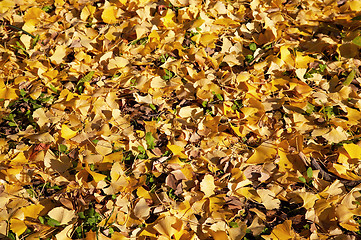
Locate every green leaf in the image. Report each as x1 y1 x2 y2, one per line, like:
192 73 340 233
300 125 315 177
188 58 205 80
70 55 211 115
343 70 356 86
215 94 223 101
229 222 239 228
78 212 85 219
47 217 61 227
305 102 315 115
39 216 45 224
8 122 17 127
31 34 40 48
7 231 15 240
20 89 26 97
78 71 95 85
307 167 313 179
16 41 26 52
138 145 146 153
89 164 95 171
42 5 53 12
245 55 254 63
352 15 361 20
353 36 361 47
150 104 157 111
59 144 68 153
249 42 257 51
48 84 58 93
318 64 326 72
145 132 156 149
299 176 307 183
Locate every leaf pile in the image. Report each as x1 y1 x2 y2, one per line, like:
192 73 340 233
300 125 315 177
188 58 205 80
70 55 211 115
1 0 361 239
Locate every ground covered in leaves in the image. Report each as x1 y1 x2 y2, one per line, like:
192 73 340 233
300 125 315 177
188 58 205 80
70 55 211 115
2 0 361 239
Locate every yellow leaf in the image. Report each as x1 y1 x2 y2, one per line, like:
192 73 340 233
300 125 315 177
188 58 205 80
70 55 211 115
22 204 45 218
154 216 177 237
55 0 65 7
85 166 107 183
200 174 216 198
213 18 239 27
336 205 354 223
199 33 218 48
80 4 96 21
50 45 67 64
263 220 295 240
295 52 315 68
11 152 27 164
0 87 18 100
103 151 123 163
10 219 27 236
111 232 130 239
298 192 319 209
137 186 152 199
0 0 15 14
48 207 76 225
350 0 361 11
340 222 359 232
247 141 277 164
241 107 258 118
236 187 261 202
280 45 294 67
102 6 117 24
346 107 361 125
95 140 113 156
149 30 160 42
61 125 78 140
230 125 245 137
322 126 348 143
343 143 361 159
278 149 293 171
167 144 187 158
162 9 177 28
329 163 361 181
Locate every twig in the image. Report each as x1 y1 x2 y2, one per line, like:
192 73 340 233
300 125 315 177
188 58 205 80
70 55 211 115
5 24 36 39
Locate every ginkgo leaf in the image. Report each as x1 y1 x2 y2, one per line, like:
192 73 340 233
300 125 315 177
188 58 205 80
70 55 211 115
343 143 361 159
48 207 76 225
133 198 150 220
102 6 117 24
0 87 18 100
11 152 27 164
103 151 123 163
10 219 27 236
22 204 45 218
167 144 187 158
264 220 295 240
153 216 177 237
85 166 107 182
95 140 113 155
257 189 280 210
298 192 320 209
61 125 78 140
162 9 177 28
247 141 277 164
50 45 67 64
200 174 216 198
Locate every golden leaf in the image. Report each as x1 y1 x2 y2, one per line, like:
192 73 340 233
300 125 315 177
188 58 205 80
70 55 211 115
102 6 117 24
61 125 78 140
